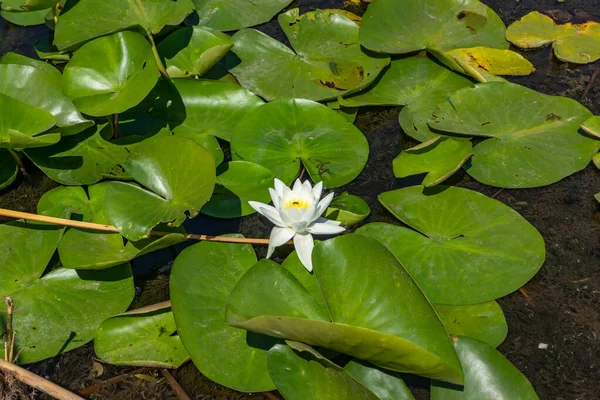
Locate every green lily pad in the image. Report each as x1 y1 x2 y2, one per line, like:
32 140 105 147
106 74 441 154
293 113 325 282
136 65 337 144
230 8 389 101
581 115 600 138
230 98 369 188
431 336 539 399
0 54 92 135
48 184 187 270
339 57 473 142
0 4 49 26
324 192 370 226
393 137 473 187
201 161 275 218
0 213 134 364
360 0 507 54
35 34 71 63
429 82 599 188
0 92 58 149
139 79 264 142
267 343 379 400
95 303 189 368
25 122 132 185
193 0 293 31
0 150 18 190
158 26 233 78
105 135 216 241
20 0 57 11
506 11 600 64
344 360 415 400
63 31 160 117
434 302 508 348
281 251 328 313
170 241 276 392
226 234 464 385
358 185 545 305
54 0 195 49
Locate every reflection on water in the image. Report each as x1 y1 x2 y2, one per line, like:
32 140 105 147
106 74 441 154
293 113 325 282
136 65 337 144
0 17 49 58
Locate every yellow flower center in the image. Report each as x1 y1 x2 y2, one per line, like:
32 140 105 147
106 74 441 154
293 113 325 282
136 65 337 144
284 197 311 210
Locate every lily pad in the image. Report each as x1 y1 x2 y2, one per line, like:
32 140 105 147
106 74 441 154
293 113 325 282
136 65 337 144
170 241 276 392
393 137 473 187
506 11 600 64
0 92 58 149
0 3 49 26
20 0 57 11
360 0 507 54
62 31 160 117
49 184 187 270
139 79 264 142
226 234 464 384
323 192 370 226
158 26 233 78
54 0 195 49
267 343 379 400
201 161 275 218
230 8 390 101
429 82 599 188
431 336 539 399
230 98 369 188
35 34 71 63
0 53 92 135
581 115 600 138
358 185 545 305
95 302 189 368
0 150 18 189
344 360 415 400
105 135 216 240
193 0 293 31
25 122 131 186
434 302 508 348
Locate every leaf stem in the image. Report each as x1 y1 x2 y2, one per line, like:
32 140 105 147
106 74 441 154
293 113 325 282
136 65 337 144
7 149 28 177
146 32 169 80
0 208 275 245
112 113 119 139
161 370 191 400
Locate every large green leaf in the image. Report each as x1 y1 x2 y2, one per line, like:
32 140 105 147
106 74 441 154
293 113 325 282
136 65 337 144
230 9 389 101
47 184 186 270
138 79 264 142
25 122 131 186
429 82 599 188
170 241 276 392
193 0 292 31
339 57 473 142
358 185 545 305
0 149 18 189
157 26 233 78
344 360 415 400
267 343 379 400
105 135 216 240
0 2 49 26
94 303 189 368
201 161 275 218
323 192 370 227
0 92 58 149
0 53 92 135
360 0 507 54
431 336 539 399
393 137 473 187
226 234 464 384
434 302 507 348
63 31 160 117
54 0 195 49
230 98 368 188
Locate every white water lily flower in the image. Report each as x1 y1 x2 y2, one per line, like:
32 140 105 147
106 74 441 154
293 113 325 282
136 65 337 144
249 178 345 272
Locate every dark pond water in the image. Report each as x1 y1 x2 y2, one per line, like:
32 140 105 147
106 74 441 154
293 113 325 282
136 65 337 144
1 0 599 398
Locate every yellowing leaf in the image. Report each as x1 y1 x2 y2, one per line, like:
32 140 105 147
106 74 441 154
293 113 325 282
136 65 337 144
446 47 534 76
507 11 600 64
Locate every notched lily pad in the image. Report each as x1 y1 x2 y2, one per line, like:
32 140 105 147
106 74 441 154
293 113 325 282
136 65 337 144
506 11 600 64
324 192 370 226
193 0 293 31
344 360 415 400
105 135 216 241
0 92 58 149
581 115 600 138
230 8 389 101
393 137 472 187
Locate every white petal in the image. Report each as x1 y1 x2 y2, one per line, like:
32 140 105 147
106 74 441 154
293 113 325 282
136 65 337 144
267 227 295 258
312 181 323 201
292 179 303 193
316 217 342 226
248 202 285 227
278 202 294 226
302 180 312 191
307 222 346 235
316 192 335 217
269 188 280 209
302 199 319 225
294 233 314 272
274 178 287 197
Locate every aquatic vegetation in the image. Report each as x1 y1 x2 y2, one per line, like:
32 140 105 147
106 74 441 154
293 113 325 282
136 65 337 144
1 0 599 398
